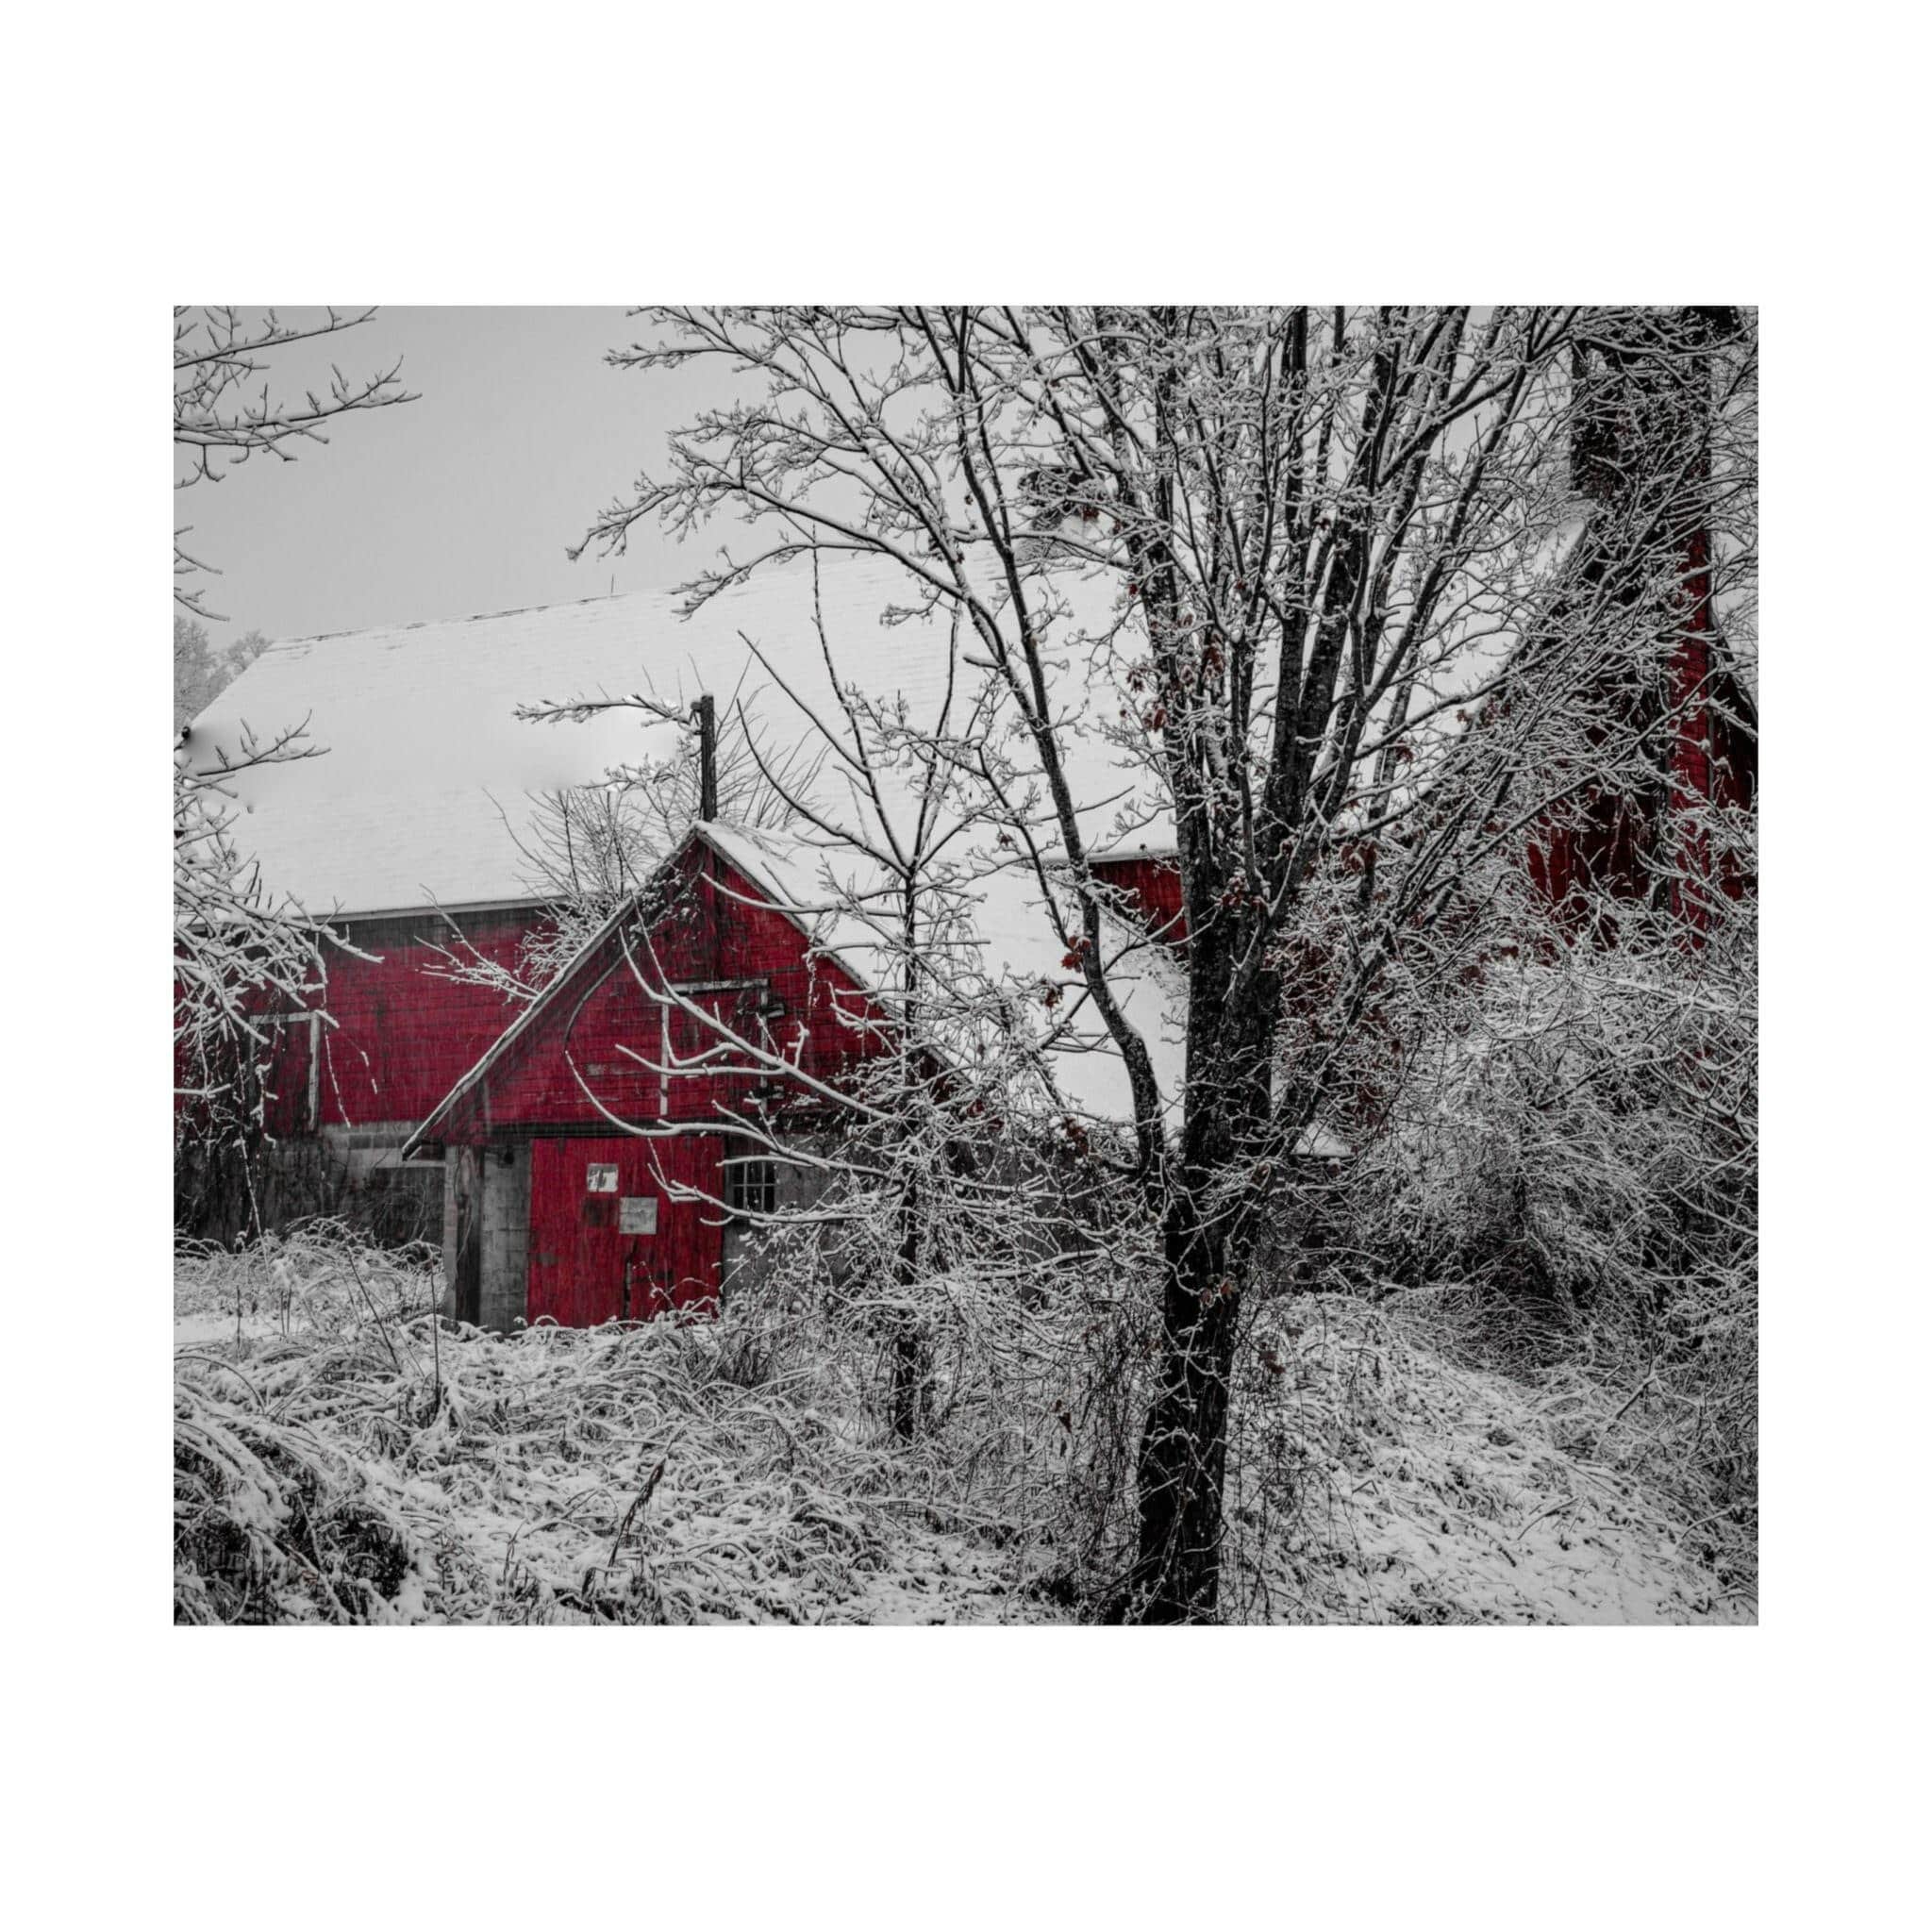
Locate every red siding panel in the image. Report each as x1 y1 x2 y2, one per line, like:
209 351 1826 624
427 841 897 1329
438 842 889 1146
527 1134 723 1324
1092 856 1187 945
312 910 539 1128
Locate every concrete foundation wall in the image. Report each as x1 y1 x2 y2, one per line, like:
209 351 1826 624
439 1142 530 1332
480 1141 531 1332
207 1128 441 1249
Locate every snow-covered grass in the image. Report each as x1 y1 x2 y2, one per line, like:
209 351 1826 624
1320 927 1760 1610
1223 1291 1755 1624
174 1227 1058 1624
175 1228 1750 1625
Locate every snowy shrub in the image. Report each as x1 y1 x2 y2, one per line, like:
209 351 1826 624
1219 1292 1752 1624
691 1200 1163 1607
175 1223 1747 1624
1325 886 1757 1591
175 1228 1087 1624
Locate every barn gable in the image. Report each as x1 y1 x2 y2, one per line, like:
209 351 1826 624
399 826 884 1329
184 553 1164 1234
395 809 1203 1329
406 826 886 1159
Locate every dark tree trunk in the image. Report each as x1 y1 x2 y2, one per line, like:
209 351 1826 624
1117 1224 1243 1622
1114 929 1278 1624
175 1042 270 1244
890 1324 926 1442
889 1171 927 1442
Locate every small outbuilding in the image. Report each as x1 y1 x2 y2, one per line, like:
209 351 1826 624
401 817 1188 1330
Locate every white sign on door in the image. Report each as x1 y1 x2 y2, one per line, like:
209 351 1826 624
619 1196 658 1235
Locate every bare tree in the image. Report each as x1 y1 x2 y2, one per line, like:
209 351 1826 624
571 305 1754 1619
175 615 272 735
174 306 415 621
515 560 1141 1472
174 721 342 1232
174 307 414 1234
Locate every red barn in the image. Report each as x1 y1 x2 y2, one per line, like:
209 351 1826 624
391 812 1198 1329
185 391 1752 1322
398 824 894 1327
1529 306 1757 926
184 557 1184 1307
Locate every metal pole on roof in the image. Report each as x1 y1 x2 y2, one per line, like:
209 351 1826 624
695 693 718 822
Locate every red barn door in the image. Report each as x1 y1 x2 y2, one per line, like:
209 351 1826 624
527 1135 723 1326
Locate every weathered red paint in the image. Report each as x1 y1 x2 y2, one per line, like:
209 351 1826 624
1092 855 1188 946
1522 618 1756 931
527 1134 724 1323
437 842 886 1141
419 836 888 1325
1528 310 1756 933
261 908 539 1140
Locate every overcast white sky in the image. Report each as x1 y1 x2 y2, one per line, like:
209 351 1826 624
175 307 725 646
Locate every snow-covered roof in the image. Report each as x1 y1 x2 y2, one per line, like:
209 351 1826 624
195 552 1351 1145
402 818 1189 1150
692 823 1335 1148
185 553 1163 919
700 821 1190 1127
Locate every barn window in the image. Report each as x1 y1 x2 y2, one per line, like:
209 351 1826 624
725 1158 777 1217
586 1163 618 1193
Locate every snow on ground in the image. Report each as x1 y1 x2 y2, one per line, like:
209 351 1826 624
175 1241 1747 1625
1224 1294 1753 1624
174 1241 1060 1626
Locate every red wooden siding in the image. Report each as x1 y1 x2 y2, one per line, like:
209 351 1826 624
527 1135 723 1324
260 909 541 1139
420 839 891 1329
436 841 888 1143
1530 312 1755 929
1092 855 1187 946
1524 634 1757 927
256 1011 318 1141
